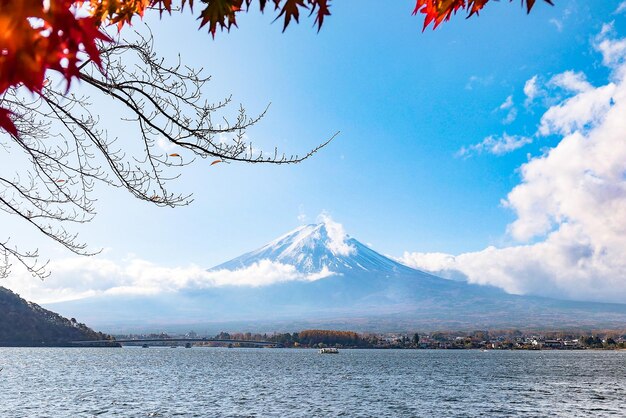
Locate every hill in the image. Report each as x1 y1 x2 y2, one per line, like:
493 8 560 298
0 287 112 346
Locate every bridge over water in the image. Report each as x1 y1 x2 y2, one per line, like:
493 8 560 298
73 338 278 347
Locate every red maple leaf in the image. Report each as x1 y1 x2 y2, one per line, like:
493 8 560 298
414 0 553 30
0 0 110 135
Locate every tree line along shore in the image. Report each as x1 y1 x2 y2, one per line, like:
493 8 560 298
114 329 626 350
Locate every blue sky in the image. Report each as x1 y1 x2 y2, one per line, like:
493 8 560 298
5 0 626 304
91 0 618 261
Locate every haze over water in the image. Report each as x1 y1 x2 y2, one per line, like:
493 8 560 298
1 348 624 417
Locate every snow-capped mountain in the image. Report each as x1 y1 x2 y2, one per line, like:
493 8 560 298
212 222 413 276
47 221 626 332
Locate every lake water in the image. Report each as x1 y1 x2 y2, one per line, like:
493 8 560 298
0 348 624 417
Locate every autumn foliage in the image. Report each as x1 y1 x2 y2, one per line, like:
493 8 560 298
298 329 362 346
414 0 553 29
0 0 554 136
0 1 109 135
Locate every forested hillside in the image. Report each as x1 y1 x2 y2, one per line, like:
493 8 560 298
0 287 112 346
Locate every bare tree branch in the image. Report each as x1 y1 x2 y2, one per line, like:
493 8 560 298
0 30 336 279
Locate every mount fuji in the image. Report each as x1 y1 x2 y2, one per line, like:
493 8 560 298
47 221 626 332
212 223 412 275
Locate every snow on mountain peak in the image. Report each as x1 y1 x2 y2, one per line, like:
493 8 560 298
317 214 356 257
211 217 415 277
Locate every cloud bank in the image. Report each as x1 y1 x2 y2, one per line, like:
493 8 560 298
1 257 335 304
3 213 351 304
401 24 626 303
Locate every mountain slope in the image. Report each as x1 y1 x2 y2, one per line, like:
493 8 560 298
213 223 414 275
0 287 111 346
46 222 626 332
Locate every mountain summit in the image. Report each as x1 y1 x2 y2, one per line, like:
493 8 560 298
212 222 413 276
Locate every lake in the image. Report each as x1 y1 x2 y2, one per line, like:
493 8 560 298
1 348 624 417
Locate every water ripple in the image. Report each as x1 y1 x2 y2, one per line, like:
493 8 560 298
0 348 624 417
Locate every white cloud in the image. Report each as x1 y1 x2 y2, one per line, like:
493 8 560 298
538 82 615 136
396 252 467 281
156 137 176 153
2 257 336 304
503 108 518 124
524 75 543 106
549 18 563 32
498 95 518 124
616 1 626 15
297 204 308 223
499 95 514 110
457 133 532 157
465 75 494 90
596 23 626 68
549 70 593 93
317 212 356 256
403 26 626 303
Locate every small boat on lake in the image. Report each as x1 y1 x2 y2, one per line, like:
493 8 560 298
319 347 339 354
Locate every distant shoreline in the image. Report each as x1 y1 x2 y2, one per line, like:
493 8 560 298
1 345 625 351
0 342 121 348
